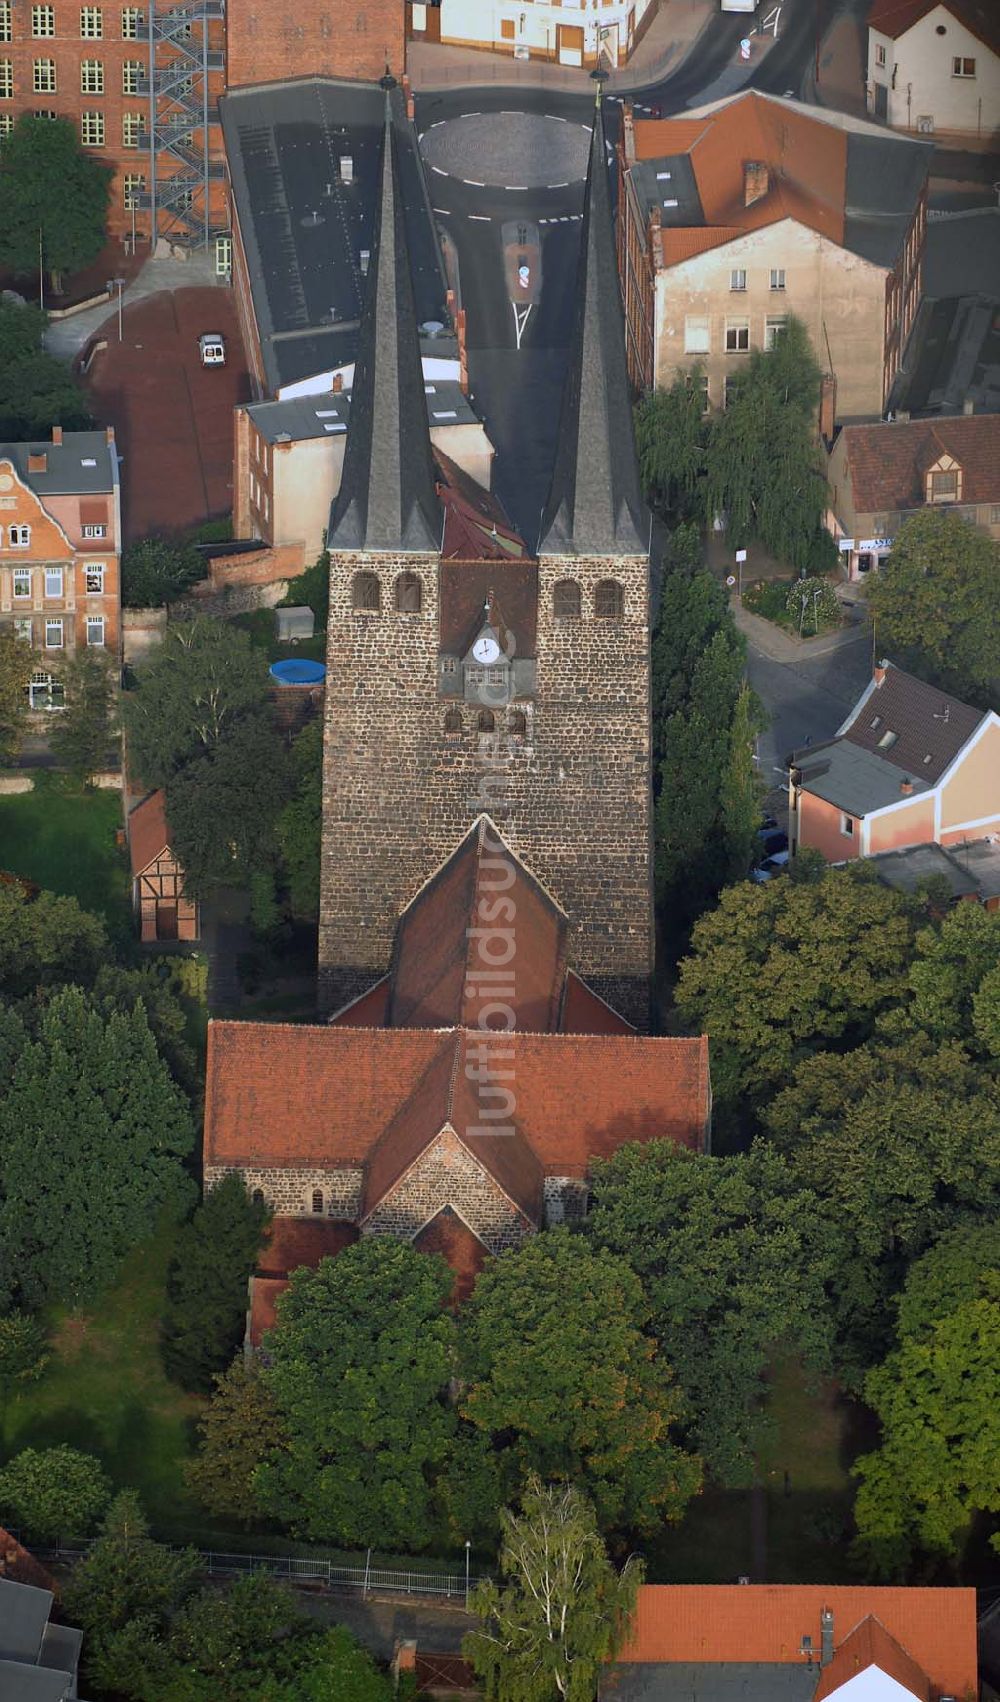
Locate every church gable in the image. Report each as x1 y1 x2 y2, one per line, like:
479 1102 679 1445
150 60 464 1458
361 1124 536 1254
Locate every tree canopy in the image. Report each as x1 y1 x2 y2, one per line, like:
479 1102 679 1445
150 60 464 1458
634 375 706 523
0 114 111 285
675 867 918 1106
459 1229 701 1535
867 510 1000 709
0 628 33 765
0 1445 109 1542
121 536 207 609
0 882 107 998
0 988 194 1308
48 649 117 780
464 1476 642 1702
256 1239 458 1550
162 1174 270 1392
122 619 272 789
277 717 324 919
585 1141 836 1484
165 710 292 896
185 1357 287 1527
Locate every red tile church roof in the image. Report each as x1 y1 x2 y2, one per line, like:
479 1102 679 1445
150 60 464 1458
814 1615 930 1701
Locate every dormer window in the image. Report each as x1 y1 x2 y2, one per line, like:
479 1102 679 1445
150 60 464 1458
878 729 898 750
926 457 962 504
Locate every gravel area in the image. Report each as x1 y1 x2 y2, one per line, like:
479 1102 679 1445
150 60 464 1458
420 110 591 187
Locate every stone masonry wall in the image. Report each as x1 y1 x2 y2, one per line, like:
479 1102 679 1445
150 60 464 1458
318 551 653 1028
543 1176 589 1225
205 1165 364 1218
360 1128 533 1254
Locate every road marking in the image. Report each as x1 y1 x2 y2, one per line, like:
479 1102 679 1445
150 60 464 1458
428 119 445 128
433 207 452 215
468 213 491 221
552 115 569 122
463 178 486 187
547 181 569 189
431 165 448 175
512 301 532 350
506 184 529 191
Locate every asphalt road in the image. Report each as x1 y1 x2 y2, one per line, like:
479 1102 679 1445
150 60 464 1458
298 1590 475 1658
748 629 873 797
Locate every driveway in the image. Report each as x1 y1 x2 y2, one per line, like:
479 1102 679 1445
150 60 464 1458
742 618 874 795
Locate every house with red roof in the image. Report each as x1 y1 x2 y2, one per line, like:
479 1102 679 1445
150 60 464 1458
825 413 1000 581
866 0 999 143
127 790 199 944
203 817 710 1326
601 1584 978 1701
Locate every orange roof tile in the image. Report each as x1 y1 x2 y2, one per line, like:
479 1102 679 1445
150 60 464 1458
618 1586 977 1699
562 971 634 1036
127 789 171 877
814 1615 929 1701
633 117 710 160
330 976 390 1027
867 0 1000 49
659 226 743 265
256 1215 358 1277
839 415 1000 514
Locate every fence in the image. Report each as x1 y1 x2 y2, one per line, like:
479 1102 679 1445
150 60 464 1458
32 1540 489 1602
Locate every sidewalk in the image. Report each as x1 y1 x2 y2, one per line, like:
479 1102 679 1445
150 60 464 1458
733 596 870 664
407 0 715 93
806 0 869 117
44 248 224 361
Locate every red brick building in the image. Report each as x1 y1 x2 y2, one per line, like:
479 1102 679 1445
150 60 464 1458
0 426 121 706
224 0 404 90
203 817 710 1330
0 0 226 248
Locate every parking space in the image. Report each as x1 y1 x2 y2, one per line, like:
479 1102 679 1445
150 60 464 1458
85 286 251 544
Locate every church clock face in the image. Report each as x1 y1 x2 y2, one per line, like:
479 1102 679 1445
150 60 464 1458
472 635 501 665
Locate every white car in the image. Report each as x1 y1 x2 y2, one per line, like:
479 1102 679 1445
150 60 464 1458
199 332 226 367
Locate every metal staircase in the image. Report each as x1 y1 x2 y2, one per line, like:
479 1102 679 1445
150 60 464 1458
136 0 227 249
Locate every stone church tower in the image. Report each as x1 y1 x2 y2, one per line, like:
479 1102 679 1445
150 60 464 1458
319 85 655 1028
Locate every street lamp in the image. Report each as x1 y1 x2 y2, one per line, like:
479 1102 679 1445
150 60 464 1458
465 1539 472 1609
106 277 126 342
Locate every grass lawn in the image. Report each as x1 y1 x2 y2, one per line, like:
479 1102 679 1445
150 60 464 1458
232 607 327 666
1 1214 204 1537
648 1359 860 1584
0 774 132 948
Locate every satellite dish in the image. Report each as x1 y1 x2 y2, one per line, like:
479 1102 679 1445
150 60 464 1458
420 320 445 338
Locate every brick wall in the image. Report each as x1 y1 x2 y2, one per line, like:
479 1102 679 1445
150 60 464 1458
318 551 654 1029
224 0 405 89
360 1129 533 1253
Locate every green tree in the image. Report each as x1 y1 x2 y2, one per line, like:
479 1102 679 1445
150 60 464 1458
0 1312 48 1425
0 628 33 763
250 1625 395 1702
93 961 199 1097
162 1175 270 1392
853 1294 1000 1573
894 1221 1000 1343
65 1489 199 1636
0 883 106 998
460 1229 701 1535
0 1445 109 1542
720 680 764 883
785 575 840 637
256 1239 458 1550
0 114 111 287
122 619 271 789
902 902 1000 1048
0 988 194 1307
122 536 207 609
277 717 323 919
185 1357 287 1526
279 550 330 629
765 1035 1000 1364
166 1572 301 1697
464 1476 642 1702
48 648 117 781
634 374 707 521
0 297 47 364
585 1142 836 1484
974 964 1000 1060
867 510 1000 708
704 318 831 572
165 712 292 895
0 350 92 439
675 866 918 1106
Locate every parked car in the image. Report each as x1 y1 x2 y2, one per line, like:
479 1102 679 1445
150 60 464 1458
762 830 788 857
198 332 226 367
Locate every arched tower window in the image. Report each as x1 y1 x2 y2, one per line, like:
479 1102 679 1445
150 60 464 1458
351 571 380 612
553 579 581 619
594 579 624 619
477 709 495 734
311 1187 324 1214
395 572 422 613
508 709 527 738
252 1188 265 1205
443 707 462 738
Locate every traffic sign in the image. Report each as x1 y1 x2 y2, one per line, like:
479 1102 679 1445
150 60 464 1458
735 549 748 562
726 575 737 586
740 37 751 58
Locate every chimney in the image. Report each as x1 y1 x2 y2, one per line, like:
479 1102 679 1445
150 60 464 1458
820 1608 834 1667
819 373 837 444
962 396 975 416
900 777 913 794
106 424 115 444
27 451 47 473
744 160 769 206
874 657 890 686
51 424 63 446
332 372 343 393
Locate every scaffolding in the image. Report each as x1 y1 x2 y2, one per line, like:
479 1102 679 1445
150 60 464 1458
139 0 226 249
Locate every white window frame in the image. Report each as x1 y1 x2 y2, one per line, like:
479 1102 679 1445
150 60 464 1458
44 566 64 597
12 568 31 598
80 5 103 37
85 614 105 647
13 617 33 643
0 4 10 42
121 5 141 36
80 58 104 93
769 267 786 290
684 314 710 355
44 618 64 649
9 524 29 548
764 315 788 350
84 563 105 594
840 813 854 837
729 268 747 292
874 42 886 66
31 3 55 35
82 522 106 538
0 111 12 133
81 109 105 146
215 234 232 276
951 55 975 76
123 171 145 208
725 319 750 353
0 59 14 98
121 110 143 147
122 58 142 93
33 56 56 91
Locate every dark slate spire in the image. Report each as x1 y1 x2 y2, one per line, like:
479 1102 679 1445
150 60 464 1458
537 85 648 558
329 85 441 554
